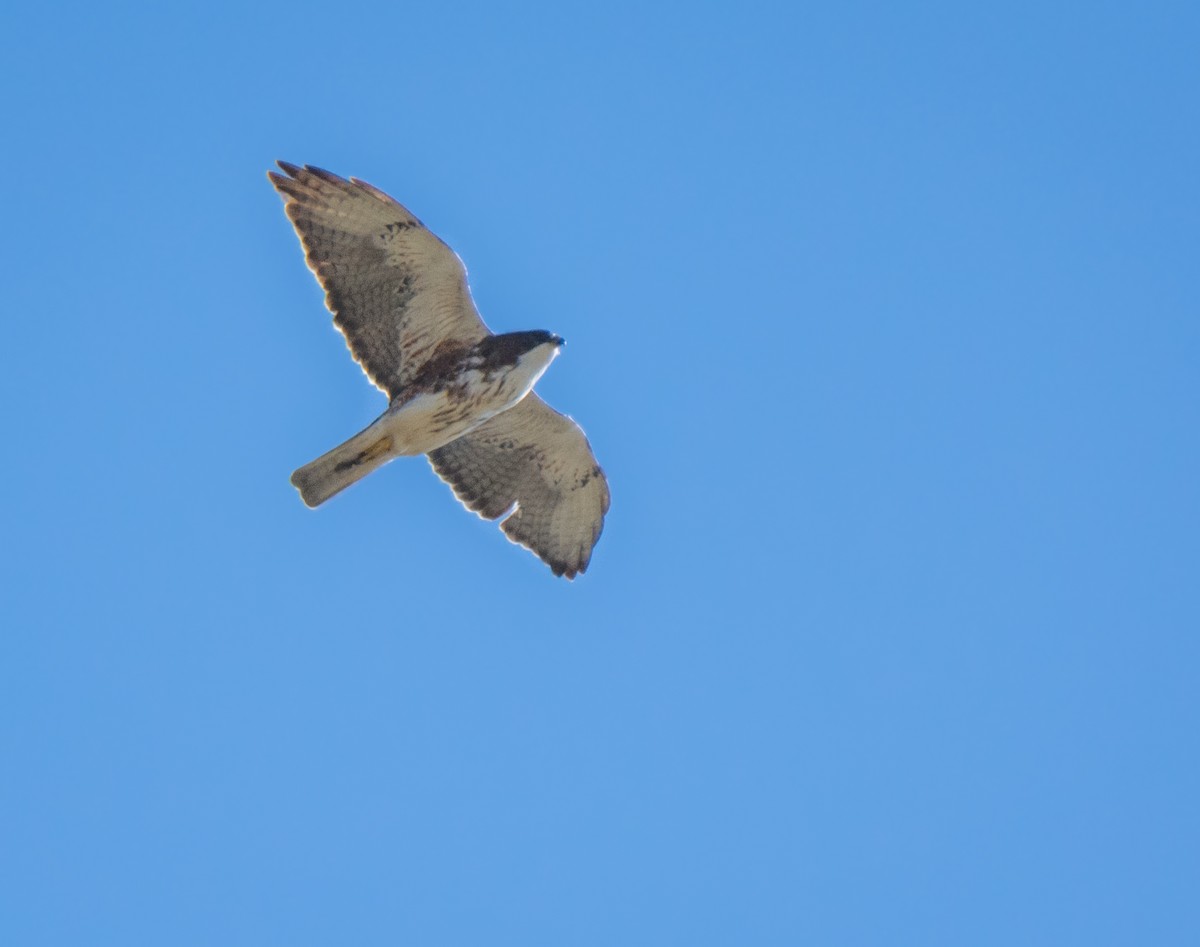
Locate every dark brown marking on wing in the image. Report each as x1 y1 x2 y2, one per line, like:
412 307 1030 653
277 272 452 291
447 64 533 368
400 338 473 398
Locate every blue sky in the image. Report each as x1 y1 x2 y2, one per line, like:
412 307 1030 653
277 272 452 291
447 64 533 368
2 1 1197 943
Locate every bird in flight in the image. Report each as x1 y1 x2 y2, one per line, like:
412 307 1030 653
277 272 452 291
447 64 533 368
268 162 609 578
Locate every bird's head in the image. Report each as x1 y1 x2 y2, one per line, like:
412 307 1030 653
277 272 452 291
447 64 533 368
475 330 564 370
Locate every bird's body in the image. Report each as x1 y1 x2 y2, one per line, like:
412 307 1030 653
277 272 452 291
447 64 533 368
290 332 562 506
268 162 608 578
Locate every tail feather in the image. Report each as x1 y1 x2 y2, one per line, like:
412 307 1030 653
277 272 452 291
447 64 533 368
291 423 397 508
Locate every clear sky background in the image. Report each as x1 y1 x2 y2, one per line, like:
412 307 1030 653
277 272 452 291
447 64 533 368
2 1 1197 944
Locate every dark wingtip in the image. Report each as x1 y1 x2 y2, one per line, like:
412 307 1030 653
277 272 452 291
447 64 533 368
275 159 302 176
549 558 583 580
304 165 346 185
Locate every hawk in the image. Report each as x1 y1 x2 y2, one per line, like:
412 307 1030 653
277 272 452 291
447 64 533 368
269 162 609 578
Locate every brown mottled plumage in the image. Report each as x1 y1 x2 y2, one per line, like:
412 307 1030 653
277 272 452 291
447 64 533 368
269 162 608 578
429 394 610 580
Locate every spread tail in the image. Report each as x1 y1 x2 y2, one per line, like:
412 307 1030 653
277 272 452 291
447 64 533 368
291 421 397 508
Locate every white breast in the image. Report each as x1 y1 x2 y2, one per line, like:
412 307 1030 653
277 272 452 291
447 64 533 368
381 342 560 455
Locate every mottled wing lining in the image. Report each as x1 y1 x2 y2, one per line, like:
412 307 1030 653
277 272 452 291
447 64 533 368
268 162 490 397
428 394 610 578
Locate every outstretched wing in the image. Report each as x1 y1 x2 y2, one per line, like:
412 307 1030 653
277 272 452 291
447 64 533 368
428 394 610 578
268 162 490 397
